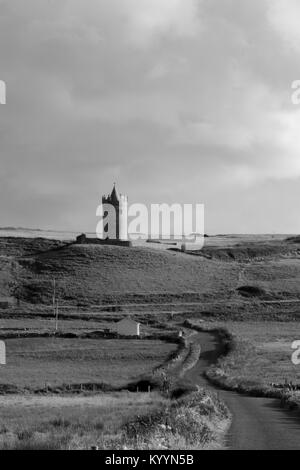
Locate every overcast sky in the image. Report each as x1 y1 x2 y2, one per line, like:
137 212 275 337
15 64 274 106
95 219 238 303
0 0 300 233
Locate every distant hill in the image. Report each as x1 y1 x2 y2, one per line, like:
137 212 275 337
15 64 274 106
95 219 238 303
0 226 42 231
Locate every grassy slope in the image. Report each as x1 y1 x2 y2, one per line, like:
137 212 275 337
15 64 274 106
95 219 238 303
241 258 300 297
13 243 240 305
0 235 299 333
0 236 299 313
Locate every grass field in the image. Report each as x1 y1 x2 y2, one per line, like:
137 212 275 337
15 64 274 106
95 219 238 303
0 337 177 389
193 320 300 397
0 317 106 331
0 316 176 339
0 391 167 449
0 389 230 450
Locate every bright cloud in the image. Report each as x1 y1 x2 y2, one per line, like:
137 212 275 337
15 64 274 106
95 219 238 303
124 0 201 45
267 0 300 51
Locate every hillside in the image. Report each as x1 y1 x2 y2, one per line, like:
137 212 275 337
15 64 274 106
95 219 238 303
0 236 299 315
13 244 239 305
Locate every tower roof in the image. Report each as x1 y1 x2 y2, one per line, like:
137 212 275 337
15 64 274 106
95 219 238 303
110 183 120 202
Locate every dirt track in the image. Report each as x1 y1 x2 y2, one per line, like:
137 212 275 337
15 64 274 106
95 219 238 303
184 331 300 450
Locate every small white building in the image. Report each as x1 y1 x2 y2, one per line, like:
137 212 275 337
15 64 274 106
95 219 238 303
116 318 140 337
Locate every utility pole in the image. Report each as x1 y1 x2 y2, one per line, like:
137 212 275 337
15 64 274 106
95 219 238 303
55 299 59 332
53 279 56 314
53 279 58 332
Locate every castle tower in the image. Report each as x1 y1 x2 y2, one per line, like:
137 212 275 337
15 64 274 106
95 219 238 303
102 184 128 241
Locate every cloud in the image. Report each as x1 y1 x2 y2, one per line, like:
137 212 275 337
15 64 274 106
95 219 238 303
267 0 300 52
124 0 201 46
0 0 300 232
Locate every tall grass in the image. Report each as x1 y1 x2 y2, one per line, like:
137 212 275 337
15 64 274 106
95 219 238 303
0 389 230 450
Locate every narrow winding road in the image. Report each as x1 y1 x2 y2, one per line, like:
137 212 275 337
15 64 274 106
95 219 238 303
183 331 300 450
